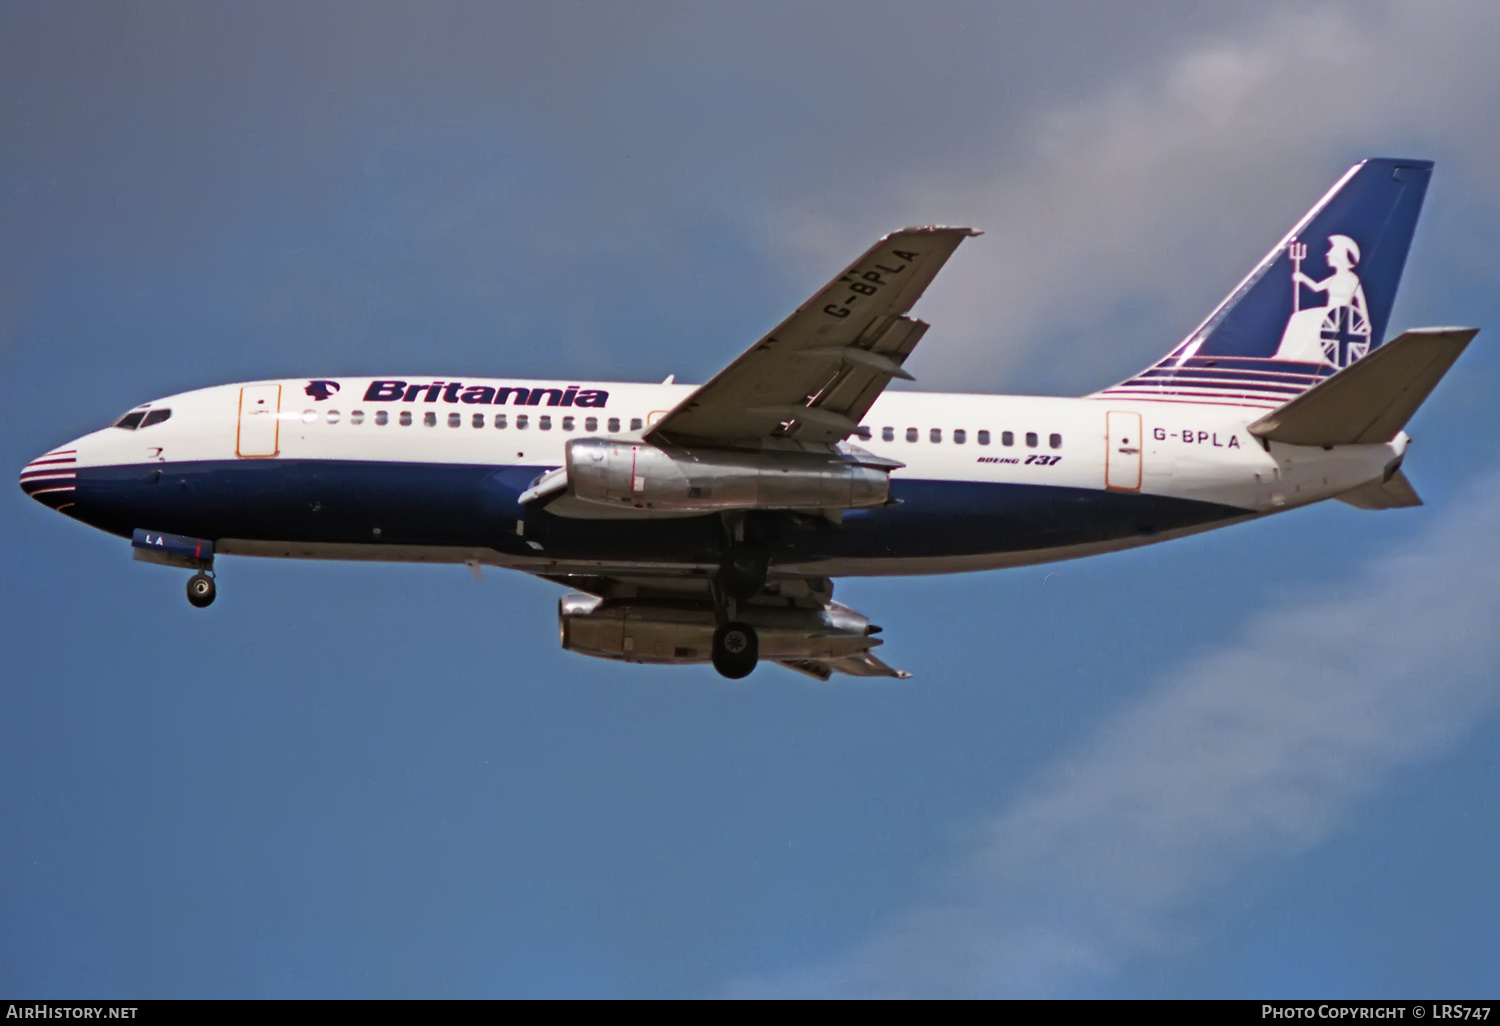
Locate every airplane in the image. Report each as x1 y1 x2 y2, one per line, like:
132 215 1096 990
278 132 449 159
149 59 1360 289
19 157 1476 680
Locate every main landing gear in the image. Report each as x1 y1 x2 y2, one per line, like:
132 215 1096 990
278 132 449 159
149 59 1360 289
186 572 216 608
710 522 768 679
712 621 758 679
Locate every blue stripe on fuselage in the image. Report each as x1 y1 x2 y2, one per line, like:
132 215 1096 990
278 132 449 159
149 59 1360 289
63 460 1249 565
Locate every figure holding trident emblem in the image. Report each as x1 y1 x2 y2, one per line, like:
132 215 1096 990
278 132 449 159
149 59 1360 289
1289 240 1308 312
1272 233 1372 367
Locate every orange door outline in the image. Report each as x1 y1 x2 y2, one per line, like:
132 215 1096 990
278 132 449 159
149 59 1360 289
236 384 282 458
1105 410 1142 492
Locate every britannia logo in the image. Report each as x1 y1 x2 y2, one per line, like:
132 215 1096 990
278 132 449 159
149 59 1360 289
1272 234 1371 368
305 380 341 401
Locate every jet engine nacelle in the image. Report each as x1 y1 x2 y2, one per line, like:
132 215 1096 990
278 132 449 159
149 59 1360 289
558 593 881 665
557 437 892 515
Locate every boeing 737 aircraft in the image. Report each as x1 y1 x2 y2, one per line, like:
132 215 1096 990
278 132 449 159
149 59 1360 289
20 158 1475 679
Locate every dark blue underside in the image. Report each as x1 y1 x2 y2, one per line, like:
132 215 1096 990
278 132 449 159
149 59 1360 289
59 460 1249 567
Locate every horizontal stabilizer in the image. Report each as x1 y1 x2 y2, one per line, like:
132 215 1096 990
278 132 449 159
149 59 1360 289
1338 468 1423 510
1249 327 1477 446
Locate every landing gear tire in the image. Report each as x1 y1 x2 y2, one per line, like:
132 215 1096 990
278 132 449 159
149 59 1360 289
712 621 758 679
186 573 216 609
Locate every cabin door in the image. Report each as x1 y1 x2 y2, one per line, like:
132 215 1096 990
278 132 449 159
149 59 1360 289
1105 410 1142 492
237 384 282 458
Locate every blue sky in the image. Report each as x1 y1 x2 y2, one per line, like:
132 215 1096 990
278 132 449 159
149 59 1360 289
4 1 1500 997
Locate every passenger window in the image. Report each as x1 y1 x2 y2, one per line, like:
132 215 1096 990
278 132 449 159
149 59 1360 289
608 417 621 433
540 416 552 430
444 412 458 427
375 410 388 426
113 410 146 430
1050 433 1062 449
1002 430 1014 446
142 408 172 428
399 411 413 426
953 428 966 444
516 414 529 430
905 427 918 442
351 410 365 425
424 411 437 427
630 417 643 431
562 416 575 431
585 416 598 432
494 414 507 429
302 409 317 424
856 426 871 440
1026 431 1038 447
472 413 485 428
882 427 895 442
326 410 340 425
930 428 942 443
978 430 990 446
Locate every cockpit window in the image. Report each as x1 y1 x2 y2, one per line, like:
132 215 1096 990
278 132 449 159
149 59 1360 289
141 409 172 428
113 410 147 430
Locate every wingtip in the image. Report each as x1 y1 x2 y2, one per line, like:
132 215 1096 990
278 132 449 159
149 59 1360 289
1405 325 1480 338
893 225 983 238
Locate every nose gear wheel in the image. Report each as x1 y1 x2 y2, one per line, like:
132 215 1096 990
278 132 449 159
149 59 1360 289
186 572 216 608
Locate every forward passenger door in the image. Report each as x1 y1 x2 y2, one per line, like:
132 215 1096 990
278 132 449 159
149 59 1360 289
237 384 282 458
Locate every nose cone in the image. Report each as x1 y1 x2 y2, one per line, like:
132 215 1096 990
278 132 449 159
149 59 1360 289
20 447 79 511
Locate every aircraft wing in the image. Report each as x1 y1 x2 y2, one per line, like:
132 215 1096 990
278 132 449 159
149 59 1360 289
646 226 977 449
777 653 911 681
537 570 911 680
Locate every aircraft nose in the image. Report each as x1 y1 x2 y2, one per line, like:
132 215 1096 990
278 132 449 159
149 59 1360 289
19 447 80 511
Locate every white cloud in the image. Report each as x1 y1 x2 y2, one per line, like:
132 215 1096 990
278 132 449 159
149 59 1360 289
770 0 1500 394
733 461 1500 997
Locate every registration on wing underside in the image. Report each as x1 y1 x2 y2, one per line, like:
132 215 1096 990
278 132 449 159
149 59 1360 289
647 226 978 448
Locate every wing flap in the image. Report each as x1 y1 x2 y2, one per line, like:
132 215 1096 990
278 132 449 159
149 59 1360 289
648 227 975 448
792 317 930 444
1249 327 1477 446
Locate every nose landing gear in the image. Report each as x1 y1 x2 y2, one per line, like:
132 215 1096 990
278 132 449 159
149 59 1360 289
131 530 219 609
186 572 217 608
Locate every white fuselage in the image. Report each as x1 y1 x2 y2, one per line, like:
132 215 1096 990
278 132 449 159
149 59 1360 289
37 376 1405 579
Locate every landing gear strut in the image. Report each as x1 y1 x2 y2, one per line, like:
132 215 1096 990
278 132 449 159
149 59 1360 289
186 572 216 608
712 621 758 679
710 516 765 678
714 544 768 602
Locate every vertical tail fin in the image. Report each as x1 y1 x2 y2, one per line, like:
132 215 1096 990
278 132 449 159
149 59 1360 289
1095 158 1432 407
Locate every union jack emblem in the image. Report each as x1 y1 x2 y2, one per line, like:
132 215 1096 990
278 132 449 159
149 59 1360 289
1319 303 1371 369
